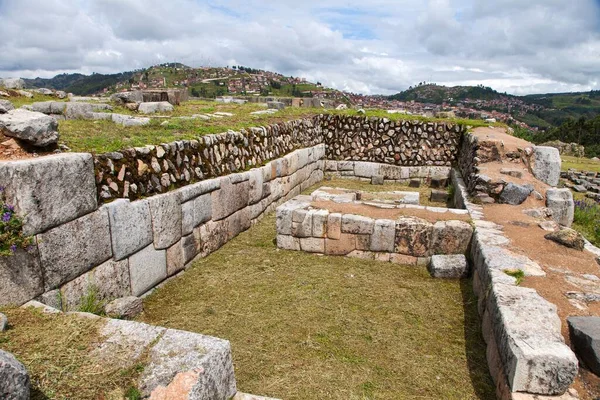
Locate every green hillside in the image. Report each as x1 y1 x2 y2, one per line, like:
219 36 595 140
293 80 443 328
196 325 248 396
388 84 505 104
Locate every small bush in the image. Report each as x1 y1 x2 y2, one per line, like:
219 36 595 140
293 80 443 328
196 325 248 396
77 286 105 315
0 187 34 256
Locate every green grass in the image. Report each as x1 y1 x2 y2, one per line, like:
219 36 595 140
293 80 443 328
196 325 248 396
572 198 600 246
138 211 494 399
561 155 600 173
7 93 67 108
504 269 525 285
0 308 144 399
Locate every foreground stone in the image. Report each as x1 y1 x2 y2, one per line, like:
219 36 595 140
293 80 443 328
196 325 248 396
0 99 14 113
546 188 574 227
138 102 174 114
567 316 600 375
499 182 532 205
104 296 143 319
529 146 561 187
0 108 59 147
428 254 469 278
0 247 44 306
544 228 584 251
0 349 30 400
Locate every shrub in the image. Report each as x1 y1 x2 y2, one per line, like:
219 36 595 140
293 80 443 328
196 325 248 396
573 199 600 244
0 187 34 256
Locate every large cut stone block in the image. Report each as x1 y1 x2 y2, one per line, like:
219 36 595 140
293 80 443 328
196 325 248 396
0 247 44 306
530 146 561 187
248 168 264 205
38 208 112 290
211 177 249 221
0 349 30 400
277 235 300 251
489 283 577 395
395 217 433 257
0 153 97 235
325 233 356 255
353 162 379 178
60 259 130 310
148 191 182 249
546 188 574 227
106 199 153 260
428 254 469 278
181 194 212 235
567 316 600 375
341 214 374 234
312 209 329 237
369 219 395 252
431 220 473 255
128 245 167 296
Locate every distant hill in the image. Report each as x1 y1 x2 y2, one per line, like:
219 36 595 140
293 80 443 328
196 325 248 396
24 71 135 95
388 84 506 104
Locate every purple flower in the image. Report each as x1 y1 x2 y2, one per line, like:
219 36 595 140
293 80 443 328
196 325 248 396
9 244 17 253
5 205 14 212
0 186 4 192
1 212 10 223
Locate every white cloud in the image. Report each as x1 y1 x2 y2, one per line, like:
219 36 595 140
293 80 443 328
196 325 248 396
0 0 599 95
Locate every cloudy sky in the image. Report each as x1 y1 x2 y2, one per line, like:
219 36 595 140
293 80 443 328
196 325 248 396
1 0 599 95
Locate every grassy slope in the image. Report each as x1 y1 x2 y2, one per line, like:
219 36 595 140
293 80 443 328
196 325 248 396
561 155 600 173
139 182 494 400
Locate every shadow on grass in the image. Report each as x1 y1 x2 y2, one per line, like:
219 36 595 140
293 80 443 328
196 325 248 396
460 278 496 400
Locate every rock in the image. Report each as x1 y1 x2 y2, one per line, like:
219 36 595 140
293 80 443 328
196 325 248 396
371 175 384 185
369 219 396 252
430 189 449 203
0 349 30 400
267 101 285 110
148 192 183 250
16 90 33 98
499 182 533 205
573 184 587 193
546 188 574 227
0 153 97 235
149 369 202 400
0 313 7 331
104 296 143 319
111 90 143 104
428 254 469 278
211 177 249 221
341 214 374 234
138 102 174 114
128 245 167 296
0 78 25 89
37 208 113 290
544 228 584 250
26 101 66 114
431 220 473 254
124 102 139 111
0 109 59 147
500 168 524 178
395 217 433 257
0 99 14 113
529 146 561 187
36 88 53 95
523 207 553 219
106 199 153 260
567 316 600 375
55 90 67 99
408 178 420 188
111 113 150 127
0 246 44 306
539 221 560 232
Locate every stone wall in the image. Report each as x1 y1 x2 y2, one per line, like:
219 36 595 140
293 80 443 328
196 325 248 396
324 160 451 184
0 145 325 308
321 114 465 166
94 118 323 202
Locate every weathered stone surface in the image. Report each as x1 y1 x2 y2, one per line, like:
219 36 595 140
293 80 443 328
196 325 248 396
38 208 112 290
107 199 153 260
60 259 130 310
0 77 25 89
431 220 473 255
428 254 469 278
0 247 44 306
181 194 212 235
0 99 14 113
371 175 384 185
567 316 600 375
489 284 578 394
539 220 560 232
325 233 356 255
111 113 151 126
341 214 374 234
148 192 183 249
530 146 561 187
544 228 585 250
139 328 236 399
211 177 249 221
0 313 7 332
105 296 143 319
0 349 30 400
128 245 167 296
327 213 342 239
0 108 59 146
546 188 574 227
499 168 524 179
248 168 264 204
276 235 300 251
291 209 312 237
499 183 532 205
0 153 97 235
430 189 449 203
138 101 174 114
311 209 328 237
369 219 395 252
395 217 433 257
300 237 325 253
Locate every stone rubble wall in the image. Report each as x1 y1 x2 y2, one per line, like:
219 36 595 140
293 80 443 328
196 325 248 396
450 168 578 399
321 114 465 166
276 195 473 263
0 144 325 308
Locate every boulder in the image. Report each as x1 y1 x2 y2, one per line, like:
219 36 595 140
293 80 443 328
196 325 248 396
431 220 473 254
0 78 24 89
36 88 53 95
529 146 561 187
111 90 143 104
0 350 29 400
395 217 433 257
0 99 14 113
26 101 67 114
104 296 143 319
55 90 67 99
111 113 150 127
0 108 59 147
428 254 469 278
546 188 574 227
544 228 585 251
499 182 532 205
138 102 174 114
568 316 600 375
499 168 524 179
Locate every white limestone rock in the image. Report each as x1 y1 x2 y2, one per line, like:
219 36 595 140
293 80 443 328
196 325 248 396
0 108 59 147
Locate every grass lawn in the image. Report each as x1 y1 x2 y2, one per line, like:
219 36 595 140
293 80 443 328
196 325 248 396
139 186 494 399
561 155 600 173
